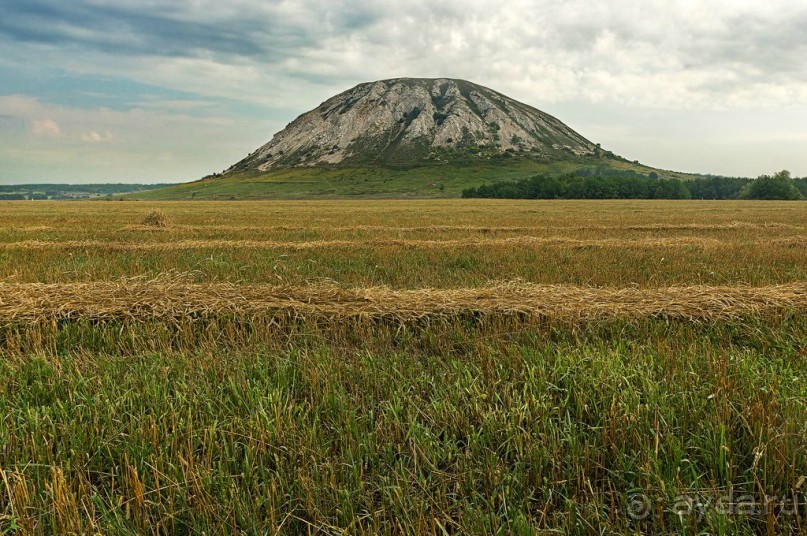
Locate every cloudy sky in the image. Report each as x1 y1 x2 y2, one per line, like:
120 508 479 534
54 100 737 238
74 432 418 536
1 0 806 183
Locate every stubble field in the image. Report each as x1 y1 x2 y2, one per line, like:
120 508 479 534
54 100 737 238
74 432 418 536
0 200 805 534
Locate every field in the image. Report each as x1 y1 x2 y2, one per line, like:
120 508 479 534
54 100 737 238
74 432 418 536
0 199 805 534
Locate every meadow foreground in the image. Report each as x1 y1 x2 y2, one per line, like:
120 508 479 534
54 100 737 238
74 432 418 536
0 200 805 534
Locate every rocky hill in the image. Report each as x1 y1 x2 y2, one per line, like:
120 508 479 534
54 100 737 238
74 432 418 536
136 78 691 199
225 78 597 173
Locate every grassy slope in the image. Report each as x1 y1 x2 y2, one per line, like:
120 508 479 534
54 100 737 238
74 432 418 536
129 157 699 200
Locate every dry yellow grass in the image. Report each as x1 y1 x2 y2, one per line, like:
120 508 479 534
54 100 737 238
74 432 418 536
2 279 805 323
140 209 169 227
0 200 805 535
11 222 807 238
1 199 805 287
113 221 804 233
0 235 790 250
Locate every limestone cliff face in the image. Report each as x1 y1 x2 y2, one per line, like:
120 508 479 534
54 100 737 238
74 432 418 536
227 78 597 173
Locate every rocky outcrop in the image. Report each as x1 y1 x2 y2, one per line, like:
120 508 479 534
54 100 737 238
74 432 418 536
226 78 597 173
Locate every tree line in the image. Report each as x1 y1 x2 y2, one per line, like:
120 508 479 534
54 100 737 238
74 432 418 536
462 169 806 200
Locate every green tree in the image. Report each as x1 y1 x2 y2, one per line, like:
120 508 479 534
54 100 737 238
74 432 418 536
738 170 804 200
795 177 807 197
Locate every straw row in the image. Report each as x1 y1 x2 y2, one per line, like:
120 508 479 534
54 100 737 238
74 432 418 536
138 221 804 232
0 235 788 251
2 280 805 323
13 221 802 234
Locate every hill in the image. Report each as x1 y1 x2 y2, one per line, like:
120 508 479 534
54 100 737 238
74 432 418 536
134 78 696 199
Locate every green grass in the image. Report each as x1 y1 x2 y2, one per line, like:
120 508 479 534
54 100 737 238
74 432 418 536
130 157 697 200
1 317 805 534
1 200 805 534
3 242 805 288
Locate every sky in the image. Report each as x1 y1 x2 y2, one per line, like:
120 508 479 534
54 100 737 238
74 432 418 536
1 0 806 184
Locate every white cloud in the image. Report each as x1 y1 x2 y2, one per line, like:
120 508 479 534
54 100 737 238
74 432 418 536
2 0 807 179
0 94 272 182
7 0 807 110
82 130 113 142
30 118 61 137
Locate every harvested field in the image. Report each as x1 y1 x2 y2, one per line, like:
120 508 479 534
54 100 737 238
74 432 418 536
2 280 806 323
0 235 748 250
106 221 805 234
0 199 805 535
1 200 805 288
